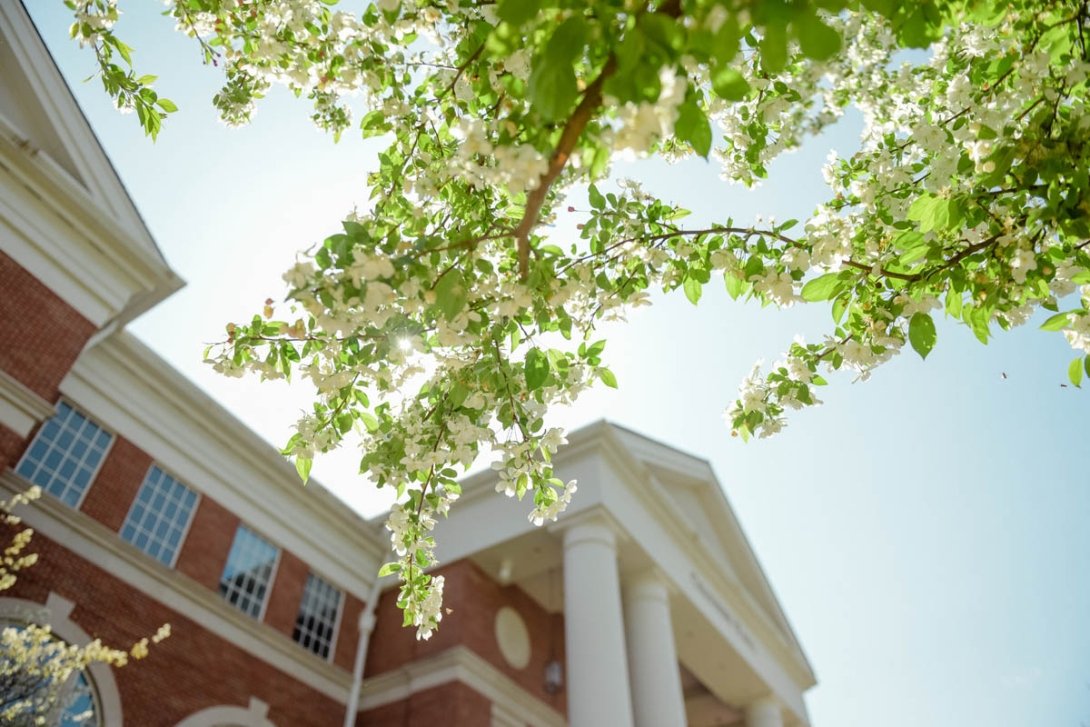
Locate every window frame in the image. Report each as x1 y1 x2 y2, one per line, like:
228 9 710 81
118 463 201 569
218 525 281 622
14 398 115 510
292 570 345 662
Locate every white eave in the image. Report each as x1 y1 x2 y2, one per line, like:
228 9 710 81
0 2 184 328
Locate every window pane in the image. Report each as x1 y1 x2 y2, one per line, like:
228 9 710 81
292 573 342 659
118 465 199 567
219 526 279 619
15 402 112 507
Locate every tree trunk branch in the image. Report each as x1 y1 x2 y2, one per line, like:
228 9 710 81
513 0 683 279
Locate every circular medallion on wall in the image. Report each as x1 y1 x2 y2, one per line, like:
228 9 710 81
494 606 531 669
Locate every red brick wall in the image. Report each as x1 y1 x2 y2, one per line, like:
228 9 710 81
0 251 97 401
0 423 26 470
3 531 347 726
334 593 365 672
78 437 151 532
366 560 567 716
357 681 491 726
265 549 308 636
175 495 239 592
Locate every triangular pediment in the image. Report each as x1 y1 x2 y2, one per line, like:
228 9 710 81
0 1 166 264
606 423 815 678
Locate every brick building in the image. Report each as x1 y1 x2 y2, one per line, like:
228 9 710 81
0 3 816 725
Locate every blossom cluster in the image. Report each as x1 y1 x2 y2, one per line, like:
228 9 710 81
1 488 171 722
91 0 1090 634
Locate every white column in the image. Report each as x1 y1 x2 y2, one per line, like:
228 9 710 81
623 570 687 727
562 515 634 727
747 696 784 727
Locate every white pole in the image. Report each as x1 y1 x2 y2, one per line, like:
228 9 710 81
342 575 384 727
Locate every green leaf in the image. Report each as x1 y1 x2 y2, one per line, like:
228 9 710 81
597 368 618 388
546 16 587 63
1069 357 1084 388
360 109 390 138
497 0 540 27
906 194 963 234
588 184 606 210
1085 355 1090 380
434 269 468 320
711 67 750 101
796 17 842 60
967 306 991 344
759 24 788 73
1040 310 1076 331
155 97 177 113
683 276 702 305
640 14 683 56
725 272 746 300
944 291 963 319
675 100 712 157
295 456 313 484
801 272 841 302
524 347 550 391
529 61 578 122
377 562 401 577
908 312 937 359
832 294 848 323
113 37 133 66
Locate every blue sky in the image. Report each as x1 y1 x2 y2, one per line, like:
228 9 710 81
27 4 1090 725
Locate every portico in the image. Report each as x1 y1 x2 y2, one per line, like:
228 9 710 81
414 420 816 726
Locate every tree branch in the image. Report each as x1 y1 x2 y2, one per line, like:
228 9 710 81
512 0 683 279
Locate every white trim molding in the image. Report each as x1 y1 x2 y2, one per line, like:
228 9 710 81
359 646 565 727
1 471 353 704
176 697 276 727
0 369 52 437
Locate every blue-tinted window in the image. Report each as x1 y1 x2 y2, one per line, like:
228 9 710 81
293 573 342 659
16 402 112 507
219 526 279 619
119 465 199 567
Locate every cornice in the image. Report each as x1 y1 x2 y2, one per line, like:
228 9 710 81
0 369 53 436
0 117 183 327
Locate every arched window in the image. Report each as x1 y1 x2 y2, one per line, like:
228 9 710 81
0 594 123 726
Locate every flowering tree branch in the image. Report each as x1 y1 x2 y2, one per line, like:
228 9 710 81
73 0 1090 636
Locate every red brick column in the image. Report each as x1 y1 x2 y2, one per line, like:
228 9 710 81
264 549 308 635
175 496 239 592
0 424 26 470
79 438 153 532
334 592 365 672
0 252 96 401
